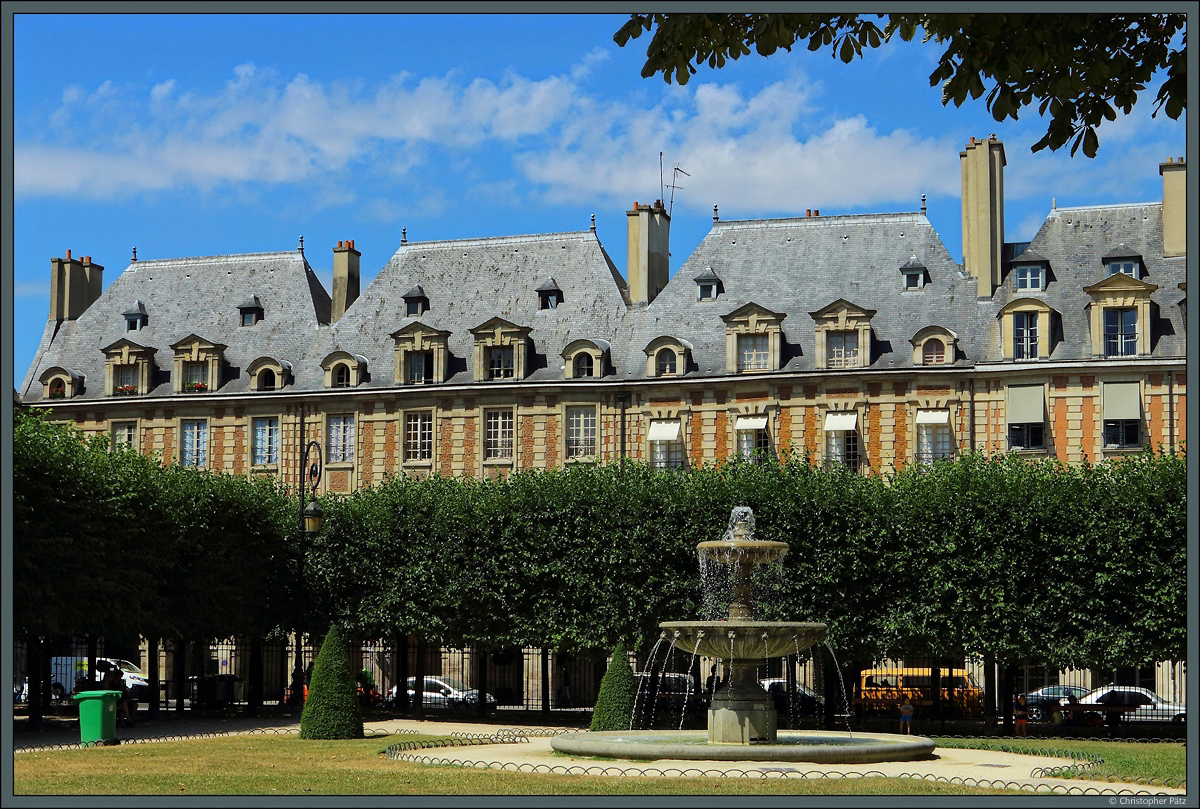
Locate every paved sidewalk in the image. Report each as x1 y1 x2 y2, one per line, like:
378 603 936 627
12 714 1188 796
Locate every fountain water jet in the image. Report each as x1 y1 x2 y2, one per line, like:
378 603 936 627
551 507 935 763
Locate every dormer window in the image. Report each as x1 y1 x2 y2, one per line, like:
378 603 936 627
237 295 264 326
333 364 351 388
123 301 148 332
900 257 926 290
488 347 515 379
722 303 786 373
101 338 157 397
1103 245 1143 278
657 349 677 376
910 326 959 367
573 354 593 377
644 336 692 378
403 285 429 317
998 299 1055 361
694 268 722 301
537 278 563 310
320 351 368 388
1012 265 1045 291
810 299 874 370
1083 273 1157 358
922 340 946 365
247 356 292 392
40 367 84 400
391 323 450 385
169 334 226 394
470 317 531 382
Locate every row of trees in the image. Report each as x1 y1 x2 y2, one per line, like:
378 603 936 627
14 408 1187 682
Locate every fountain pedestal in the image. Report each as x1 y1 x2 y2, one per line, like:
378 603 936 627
708 661 775 744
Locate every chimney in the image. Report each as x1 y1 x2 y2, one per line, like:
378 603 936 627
626 199 670 305
960 134 1006 299
1159 156 1186 258
331 239 361 322
49 250 103 323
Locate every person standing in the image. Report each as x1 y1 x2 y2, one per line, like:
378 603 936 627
899 697 914 734
1014 694 1029 737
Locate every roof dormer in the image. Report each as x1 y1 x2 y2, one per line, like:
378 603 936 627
1102 244 1144 279
402 285 429 318
123 301 148 332
1009 248 1051 292
237 295 264 326
899 256 928 291
721 302 786 373
809 299 875 370
470 317 532 381
536 278 563 310
694 267 723 301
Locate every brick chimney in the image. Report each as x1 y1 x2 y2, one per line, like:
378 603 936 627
626 199 670 305
49 250 103 322
960 135 1006 299
1159 156 1186 258
331 239 360 322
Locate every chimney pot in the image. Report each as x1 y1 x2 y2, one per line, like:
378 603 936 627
806 209 811 217
814 209 819 217
66 249 72 260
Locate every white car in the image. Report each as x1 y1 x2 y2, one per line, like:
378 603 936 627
1075 685 1186 723
389 675 497 709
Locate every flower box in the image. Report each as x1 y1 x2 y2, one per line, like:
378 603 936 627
185 382 208 392
115 385 138 395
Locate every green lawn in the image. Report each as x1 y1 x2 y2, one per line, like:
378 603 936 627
13 733 1185 796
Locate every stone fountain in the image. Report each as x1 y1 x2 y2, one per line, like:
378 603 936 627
660 506 826 744
551 507 935 763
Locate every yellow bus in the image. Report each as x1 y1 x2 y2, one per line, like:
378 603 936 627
856 667 984 717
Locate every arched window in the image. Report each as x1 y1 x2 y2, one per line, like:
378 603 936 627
922 340 946 365
333 363 351 388
656 349 677 376
573 353 594 378
48 379 65 399
259 368 277 391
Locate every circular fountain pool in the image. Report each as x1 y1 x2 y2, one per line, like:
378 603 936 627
550 729 936 764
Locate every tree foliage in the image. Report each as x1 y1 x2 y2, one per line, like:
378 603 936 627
299 624 363 740
613 13 1186 157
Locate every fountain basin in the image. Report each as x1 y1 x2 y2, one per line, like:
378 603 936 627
697 538 789 566
660 620 827 659
551 729 936 764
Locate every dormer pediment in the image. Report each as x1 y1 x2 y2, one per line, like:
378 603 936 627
808 299 877 323
169 334 228 357
720 302 786 328
469 316 532 340
101 337 157 358
390 320 452 343
1083 274 1159 296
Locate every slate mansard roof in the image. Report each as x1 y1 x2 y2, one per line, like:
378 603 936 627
19 198 1187 402
21 251 331 400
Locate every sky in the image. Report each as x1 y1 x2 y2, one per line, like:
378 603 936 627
7 10 1189 389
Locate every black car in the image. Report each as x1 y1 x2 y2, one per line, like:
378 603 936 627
760 678 825 717
1020 685 1090 721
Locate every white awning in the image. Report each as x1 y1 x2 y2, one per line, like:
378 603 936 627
1006 385 1045 424
915 409 950 425
647 419 681 441
1102 381 1141 420
735 414 768 431
823 411 858 431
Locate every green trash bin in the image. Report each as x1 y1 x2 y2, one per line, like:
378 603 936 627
73 690 122 746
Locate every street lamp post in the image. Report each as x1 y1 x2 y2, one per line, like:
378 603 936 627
292 438 323 716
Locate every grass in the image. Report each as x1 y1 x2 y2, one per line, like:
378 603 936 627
12 734 1025 796
931 737 1189 786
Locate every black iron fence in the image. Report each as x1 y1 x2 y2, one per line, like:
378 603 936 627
13 638 1186 730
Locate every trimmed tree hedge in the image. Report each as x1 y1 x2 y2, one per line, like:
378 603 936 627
300 624 363 739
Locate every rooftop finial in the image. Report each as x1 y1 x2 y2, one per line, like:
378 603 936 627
131 246 138 262
920 194 926 215
401 228 407 245
298 235 304 254
590 213 596 232
713 204 719 224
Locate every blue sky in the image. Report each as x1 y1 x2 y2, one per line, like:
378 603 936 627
9 11 1188 388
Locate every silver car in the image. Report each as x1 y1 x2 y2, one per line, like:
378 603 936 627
1076 685 1186 723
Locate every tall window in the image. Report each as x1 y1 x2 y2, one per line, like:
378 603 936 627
656 349 677 376
922 340 946 365
1013 311 1038 359
181 420 207 467
916 424 952 463
1008 422 1045 450
484 409 514 460
407 352 433 384
648 419 683 468
404 412 433 461
111 422 136 450
566 406 597 459
826 332 859 368
332 364 351 388
258 368 277 391
114 365 136 393
1103 419 1141 449
736 428 771 460
738 334 769 371
1104 308 1137 357
184 362 208 388
327 415 355 463
488 347 515 379
573 353 594 378
252 417 279 465
825 430 860 470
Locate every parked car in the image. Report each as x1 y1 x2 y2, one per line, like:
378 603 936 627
1020 685 1090 721
389 676 497 710
634 672 704 713
1075 685 1186 723
760 678 825 717
49 657 150 701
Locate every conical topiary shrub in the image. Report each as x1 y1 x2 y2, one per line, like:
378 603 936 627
299 624 364 739
589 643 637 731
